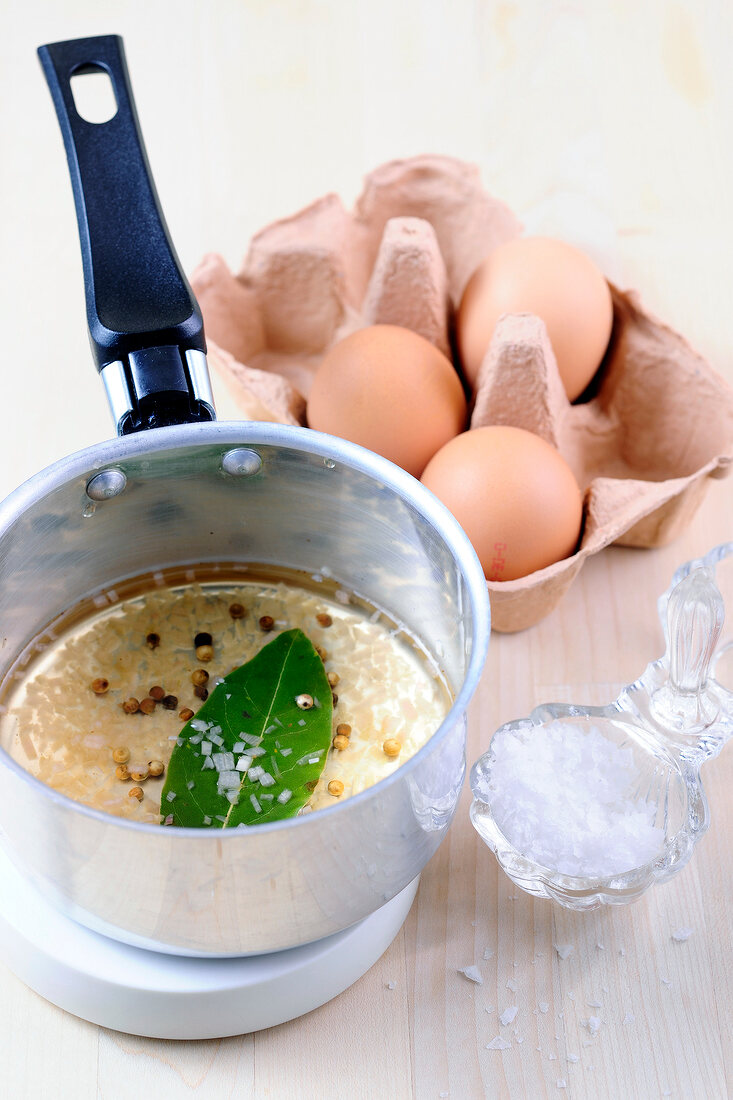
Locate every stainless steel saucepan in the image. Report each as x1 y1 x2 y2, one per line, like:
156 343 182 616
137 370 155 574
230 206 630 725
0 35 489 956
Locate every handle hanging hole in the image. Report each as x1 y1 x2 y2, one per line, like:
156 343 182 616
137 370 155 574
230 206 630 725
70 65 118 124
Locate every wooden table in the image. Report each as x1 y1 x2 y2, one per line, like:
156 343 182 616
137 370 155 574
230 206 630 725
1 3 731 1097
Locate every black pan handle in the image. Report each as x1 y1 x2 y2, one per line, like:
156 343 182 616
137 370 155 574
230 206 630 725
38 35 215 434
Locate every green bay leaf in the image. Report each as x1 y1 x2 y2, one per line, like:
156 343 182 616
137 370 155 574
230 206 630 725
161 628 333 828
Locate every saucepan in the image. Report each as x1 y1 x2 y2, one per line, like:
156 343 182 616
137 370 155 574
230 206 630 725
0 35 489 956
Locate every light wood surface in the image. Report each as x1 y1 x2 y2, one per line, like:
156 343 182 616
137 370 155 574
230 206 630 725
1 2 732 1098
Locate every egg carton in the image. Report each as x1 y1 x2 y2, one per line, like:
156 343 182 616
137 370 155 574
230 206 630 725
191 155 733 632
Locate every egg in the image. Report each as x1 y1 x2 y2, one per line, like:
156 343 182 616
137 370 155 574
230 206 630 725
456 237 614 401
306 325 467 477
420 426 583 581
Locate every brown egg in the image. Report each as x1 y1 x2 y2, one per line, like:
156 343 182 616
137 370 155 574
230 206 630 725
457 237 614 401
307 325 466 477
421 426 583 581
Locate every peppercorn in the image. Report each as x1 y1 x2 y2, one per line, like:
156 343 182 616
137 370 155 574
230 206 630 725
258 615 274 632
195 644 214 662
327 671 340 687
316 613 333 627
91 678 109 695
139 697 156 715
112 747 130 764
146 632 160 650
148 760 165 778
179 707 194 721
149 685 165 701
333 734 349 751
121 697 140 715
130 767 149 783
191 668 209 686
229 603 246 620
336 723 351 737
315 646 328 662
128 786 144 802
383 739 401 758
194 631 212 647
327 779 344 797
162 694 178 710
115 764 130 781
194 684 209 701
295 693 314 710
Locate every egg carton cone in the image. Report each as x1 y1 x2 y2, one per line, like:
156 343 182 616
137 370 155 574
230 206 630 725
191 155 733 632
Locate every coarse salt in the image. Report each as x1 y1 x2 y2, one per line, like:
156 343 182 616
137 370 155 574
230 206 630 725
500 1006 518 1026
486 1037 511 1051
672 927 694 942
459 965 483 984
486 721 665 877
217 771 240 790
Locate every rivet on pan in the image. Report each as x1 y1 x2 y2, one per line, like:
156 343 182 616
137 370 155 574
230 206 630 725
221 448 262 477
323 458 336 469
86 468 127 501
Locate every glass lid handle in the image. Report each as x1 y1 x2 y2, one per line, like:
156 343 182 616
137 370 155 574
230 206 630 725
652 567 724 733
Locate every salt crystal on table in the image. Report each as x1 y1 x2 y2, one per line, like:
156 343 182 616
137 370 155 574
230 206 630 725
554 944 574 960
486 721 666 877
483 948 494 960
506 978 518 992
500 1006 518 1026
459 965 483 984
585 1016 601 1036
486 1036 511 1051
567 1054 580 1063
557 1080 567 1089
623 1012 635 1025
586 999 602 1009
672 927 694 942
538 1002 550 1014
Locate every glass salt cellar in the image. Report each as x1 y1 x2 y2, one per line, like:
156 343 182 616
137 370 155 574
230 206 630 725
470 542 733 910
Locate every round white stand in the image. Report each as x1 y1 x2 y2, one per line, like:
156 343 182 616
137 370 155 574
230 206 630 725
0 845 418 1039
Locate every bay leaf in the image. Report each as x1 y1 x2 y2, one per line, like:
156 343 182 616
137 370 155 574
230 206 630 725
161 628 333 827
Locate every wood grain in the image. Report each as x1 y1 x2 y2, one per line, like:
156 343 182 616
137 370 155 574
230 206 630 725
1 1 732 1097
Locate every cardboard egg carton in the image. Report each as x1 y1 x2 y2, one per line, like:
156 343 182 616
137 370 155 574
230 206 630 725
191 155 733 632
